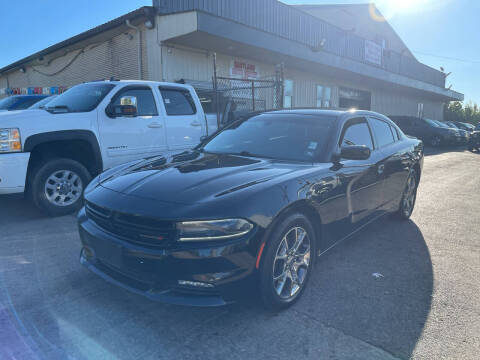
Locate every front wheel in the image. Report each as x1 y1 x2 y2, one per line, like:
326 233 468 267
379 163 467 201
31 158 91 216
396 169 418 220
259 213 315 311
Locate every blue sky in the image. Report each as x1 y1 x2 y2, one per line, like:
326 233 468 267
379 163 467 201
1 0 478 103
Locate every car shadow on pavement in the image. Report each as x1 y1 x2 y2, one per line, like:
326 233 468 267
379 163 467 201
299 216 433 359
0 210 432 359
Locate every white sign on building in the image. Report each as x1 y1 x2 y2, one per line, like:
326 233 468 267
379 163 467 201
365 40 383 66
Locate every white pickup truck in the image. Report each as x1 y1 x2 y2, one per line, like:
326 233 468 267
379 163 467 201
0 80 218 216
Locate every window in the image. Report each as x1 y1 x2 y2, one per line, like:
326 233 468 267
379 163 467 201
46 83 114 113
112 87 158 116
417 103 424 118
341 120 373 150
339 87 371 110
159 88 196 115
316 85 332 108
369 118 395 148
284 80 293 108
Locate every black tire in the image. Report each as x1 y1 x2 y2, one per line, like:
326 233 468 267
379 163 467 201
429 135 442 147
31 158 91 217
395 169 418 220
259 213 315 311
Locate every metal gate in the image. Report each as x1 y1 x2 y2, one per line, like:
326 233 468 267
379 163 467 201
212 59 284 128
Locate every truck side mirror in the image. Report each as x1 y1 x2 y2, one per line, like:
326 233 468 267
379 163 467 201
106 96 138 117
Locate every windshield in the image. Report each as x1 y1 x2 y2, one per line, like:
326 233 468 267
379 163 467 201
423 118 439 127
0 96 45 110
446 122 459 128
28 95 57 109
203 113 336 162
46 83 115 113
434 121 450 128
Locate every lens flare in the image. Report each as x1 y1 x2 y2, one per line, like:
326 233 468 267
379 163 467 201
370 0 452 21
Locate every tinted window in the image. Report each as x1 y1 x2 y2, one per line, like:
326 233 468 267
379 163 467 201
0 96 46 110
424 119 438 127
370 118 395 148
159 88 196 115
203 113 335 162
113 87 158 116
341 121 373 150
47 83 114 113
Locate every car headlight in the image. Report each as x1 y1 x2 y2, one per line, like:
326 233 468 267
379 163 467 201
0 128 21 153
177 219 254 241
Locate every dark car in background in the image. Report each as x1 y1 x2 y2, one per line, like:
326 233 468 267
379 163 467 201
0 95 48 112
389 115 459 146
443 121 469 144
78 109 424 310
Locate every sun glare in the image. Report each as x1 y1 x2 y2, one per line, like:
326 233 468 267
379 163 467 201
372 0 445 20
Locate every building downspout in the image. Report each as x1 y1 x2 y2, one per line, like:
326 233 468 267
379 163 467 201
126 20 142 80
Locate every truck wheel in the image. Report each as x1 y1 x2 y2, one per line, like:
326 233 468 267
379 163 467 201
31 158 91 216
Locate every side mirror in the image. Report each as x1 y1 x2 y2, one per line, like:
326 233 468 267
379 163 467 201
106 96 138 117
339 145 371 160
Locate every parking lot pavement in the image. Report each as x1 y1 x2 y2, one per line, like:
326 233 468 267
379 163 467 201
0 149 479 360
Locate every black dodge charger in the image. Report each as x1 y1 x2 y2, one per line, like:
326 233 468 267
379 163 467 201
78 109 423 310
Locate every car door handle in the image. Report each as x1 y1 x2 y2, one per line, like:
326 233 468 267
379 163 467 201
190 121 202 127
377 164 385 175
148 122 163 128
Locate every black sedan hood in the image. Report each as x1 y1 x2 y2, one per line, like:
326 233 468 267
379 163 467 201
98 152 317 205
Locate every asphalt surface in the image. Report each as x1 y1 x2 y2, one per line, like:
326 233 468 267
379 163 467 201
0 149 479 360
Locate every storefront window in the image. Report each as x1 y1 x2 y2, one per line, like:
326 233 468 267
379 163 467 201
339 87 371 110
316 85 332 108
284 79 293 108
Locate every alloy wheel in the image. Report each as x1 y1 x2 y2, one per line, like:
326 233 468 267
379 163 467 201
44 170 83 207
272 226 311 300
402 173 416 217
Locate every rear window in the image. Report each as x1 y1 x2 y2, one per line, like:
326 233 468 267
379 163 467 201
159 88 196 116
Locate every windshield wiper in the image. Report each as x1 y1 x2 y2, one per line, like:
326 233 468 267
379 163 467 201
46 105 70 113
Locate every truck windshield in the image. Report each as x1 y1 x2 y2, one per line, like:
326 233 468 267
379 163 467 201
46 83 115 113
203 113 335 162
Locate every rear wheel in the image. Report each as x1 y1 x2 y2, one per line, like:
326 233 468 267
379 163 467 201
396 169 418 220
31 158 91 216
259 213 315 311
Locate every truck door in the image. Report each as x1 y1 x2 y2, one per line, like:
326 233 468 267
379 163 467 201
98 85 167 169
157 86 206 152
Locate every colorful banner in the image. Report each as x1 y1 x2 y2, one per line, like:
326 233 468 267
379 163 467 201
0 86 68 96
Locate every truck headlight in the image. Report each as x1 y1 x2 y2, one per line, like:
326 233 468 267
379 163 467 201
0 128 21 153
177 219 254 241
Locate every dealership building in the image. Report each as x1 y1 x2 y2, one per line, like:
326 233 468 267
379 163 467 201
0 0 463 119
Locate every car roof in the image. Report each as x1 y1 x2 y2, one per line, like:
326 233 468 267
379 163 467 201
264 108 388 119
83 80 193 89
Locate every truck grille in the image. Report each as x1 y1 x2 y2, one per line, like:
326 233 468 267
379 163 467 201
85 201 176 248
